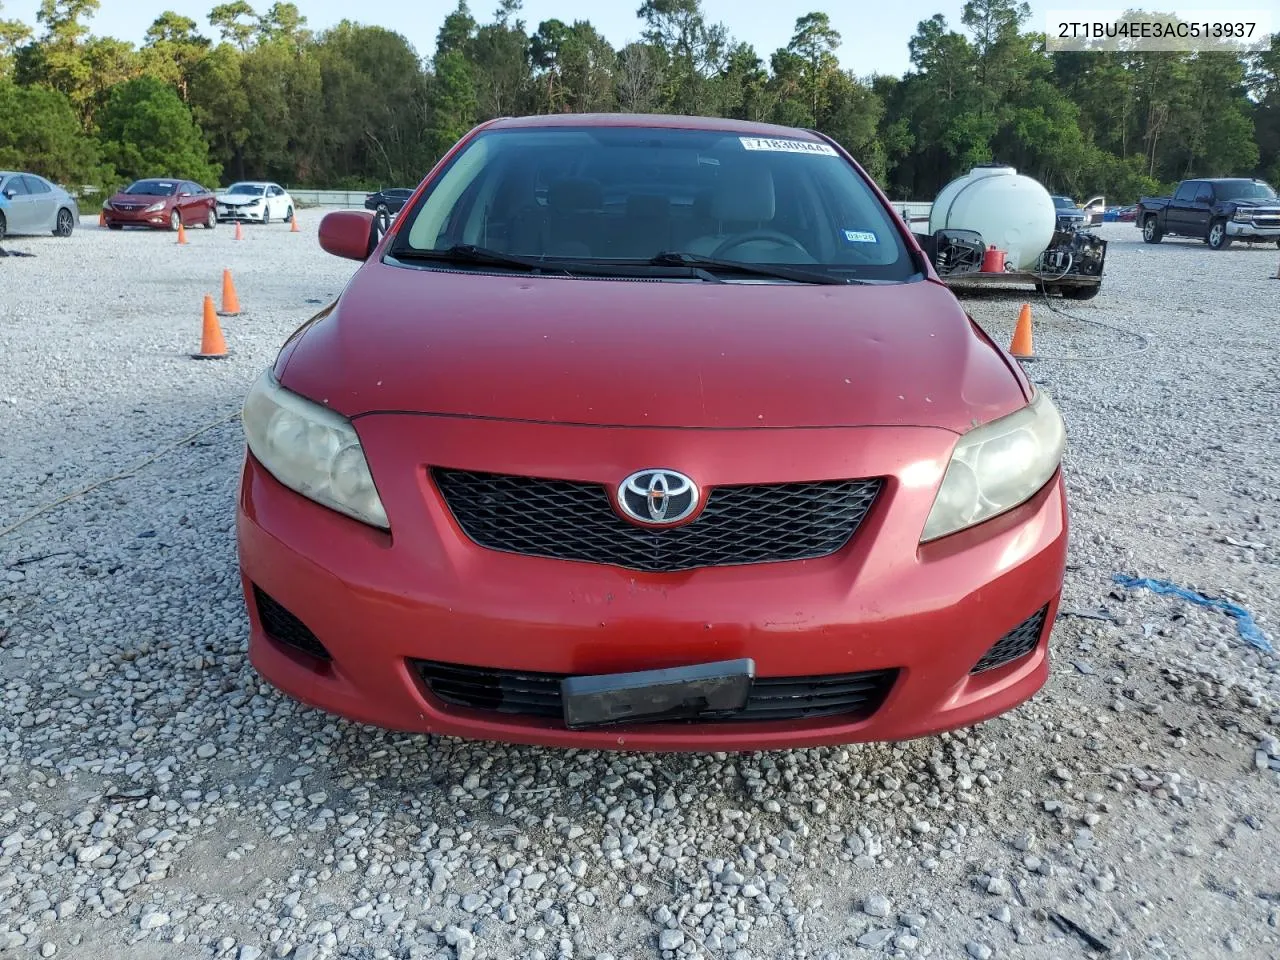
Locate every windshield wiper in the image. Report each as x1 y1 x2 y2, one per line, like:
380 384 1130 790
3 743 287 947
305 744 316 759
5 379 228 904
389 244 574 275
649 251 859 285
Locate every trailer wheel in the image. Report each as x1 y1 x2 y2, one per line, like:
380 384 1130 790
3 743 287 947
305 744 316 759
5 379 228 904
1059 283 1101 301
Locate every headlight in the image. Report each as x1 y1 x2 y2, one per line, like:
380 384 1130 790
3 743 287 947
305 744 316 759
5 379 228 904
247 198 261 206
145 202 164 212
920 391 1065 542
242 368 389 529
1233 209 1253 221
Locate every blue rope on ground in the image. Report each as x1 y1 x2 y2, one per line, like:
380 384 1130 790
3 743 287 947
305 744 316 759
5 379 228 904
1112 574 1273 654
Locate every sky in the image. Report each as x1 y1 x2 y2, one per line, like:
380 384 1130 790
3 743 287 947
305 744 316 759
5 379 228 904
2 0 1266 79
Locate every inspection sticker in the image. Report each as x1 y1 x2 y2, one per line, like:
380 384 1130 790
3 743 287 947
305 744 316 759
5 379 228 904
843 229 878 243
739 137 838 156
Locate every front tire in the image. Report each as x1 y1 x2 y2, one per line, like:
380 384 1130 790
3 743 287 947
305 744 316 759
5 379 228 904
1207 219 1230 250
204 207 217 229
1142 216 1163 243
0 210 6 240
262 207 270 225
285 205 293 223
54 208 75 237
170 210 182 231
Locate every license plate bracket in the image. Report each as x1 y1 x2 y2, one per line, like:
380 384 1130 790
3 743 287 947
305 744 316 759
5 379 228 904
560 659 755 729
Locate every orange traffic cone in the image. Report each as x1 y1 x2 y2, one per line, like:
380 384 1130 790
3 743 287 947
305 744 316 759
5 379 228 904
193 296 228 360
176 221 188 245
290 212 300 233
218 269 242 317
234 220 244 241
1009 303 1034 357
98 210 106 227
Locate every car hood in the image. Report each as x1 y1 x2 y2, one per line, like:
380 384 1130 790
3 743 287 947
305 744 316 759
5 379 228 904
1230 197 1280 208
275 262 1030 432
111 193 170 204
218 193 261 203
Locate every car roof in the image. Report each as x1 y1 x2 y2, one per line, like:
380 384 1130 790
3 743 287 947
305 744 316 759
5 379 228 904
481 112 831 142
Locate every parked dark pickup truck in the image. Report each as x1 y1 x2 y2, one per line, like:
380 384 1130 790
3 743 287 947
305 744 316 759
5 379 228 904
1137 178 1280 249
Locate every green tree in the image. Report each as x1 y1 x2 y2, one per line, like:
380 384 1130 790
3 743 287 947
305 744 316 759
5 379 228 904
0 78 106 185
615 41 664 112
258 2 309 50
427 50 477 160
637 0 727 113
310 22 431 184
141 12 210 101
188 42 248 179
558 21 615 112
786 12 840 126
0 1 32 78
208 1 257 50
19 0 100 122
235 37 321 181
97 75 221 184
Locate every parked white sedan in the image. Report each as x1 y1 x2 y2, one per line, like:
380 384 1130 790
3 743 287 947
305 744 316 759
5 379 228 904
215 181 294 224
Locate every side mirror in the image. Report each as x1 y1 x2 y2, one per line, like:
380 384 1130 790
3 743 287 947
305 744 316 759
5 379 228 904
319 209 378 261
2 189 13 200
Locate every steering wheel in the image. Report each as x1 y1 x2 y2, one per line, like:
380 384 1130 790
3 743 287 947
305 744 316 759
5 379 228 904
711 230 809 259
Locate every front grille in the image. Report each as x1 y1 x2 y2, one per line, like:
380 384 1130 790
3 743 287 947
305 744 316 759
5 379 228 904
431 469 882 573
253 586 331 661
970 607 1048 674
413 660 899 724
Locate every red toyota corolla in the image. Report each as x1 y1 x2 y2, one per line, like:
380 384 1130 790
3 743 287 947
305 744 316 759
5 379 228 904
235 114 1068 751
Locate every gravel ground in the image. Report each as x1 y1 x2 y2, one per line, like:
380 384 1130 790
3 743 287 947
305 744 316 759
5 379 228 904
1 217 1278 960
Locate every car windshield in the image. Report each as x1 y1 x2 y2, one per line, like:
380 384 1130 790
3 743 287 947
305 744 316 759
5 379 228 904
1214 180 1277 201
1052 196 1077 209
126 180 178 195
228 183 265 195
390 126 917 282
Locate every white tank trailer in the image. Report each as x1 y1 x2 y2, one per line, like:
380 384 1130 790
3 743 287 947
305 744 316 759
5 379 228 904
929 164 1056 270
921 163 1108 299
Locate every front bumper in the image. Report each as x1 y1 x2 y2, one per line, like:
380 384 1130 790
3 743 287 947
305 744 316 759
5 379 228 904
218 204 265 221
103 207 169 228
235 417 1068 751
1226 220 1280 239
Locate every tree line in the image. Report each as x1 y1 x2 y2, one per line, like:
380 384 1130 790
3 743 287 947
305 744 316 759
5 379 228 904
1 0 1277 203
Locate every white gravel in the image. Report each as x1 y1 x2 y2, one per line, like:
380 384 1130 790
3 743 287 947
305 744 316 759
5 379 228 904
1 217 1278 959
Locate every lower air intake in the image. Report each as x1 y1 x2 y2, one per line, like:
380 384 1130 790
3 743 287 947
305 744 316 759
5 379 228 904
412 660 899 724
971 606 1049 674
253 586 331 661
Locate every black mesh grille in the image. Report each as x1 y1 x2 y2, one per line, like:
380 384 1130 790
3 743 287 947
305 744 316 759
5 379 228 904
254 586 331 661
971 607 1048 674
431 469 882 573
413 660 898 724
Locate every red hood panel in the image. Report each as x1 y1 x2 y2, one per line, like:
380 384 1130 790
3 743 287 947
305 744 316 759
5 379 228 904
277 262 1027 432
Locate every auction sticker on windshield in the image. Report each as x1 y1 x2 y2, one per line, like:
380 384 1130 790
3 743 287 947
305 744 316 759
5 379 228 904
739 137 838 156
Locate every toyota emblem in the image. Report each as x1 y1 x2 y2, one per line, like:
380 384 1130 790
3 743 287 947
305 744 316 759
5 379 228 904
617 469 699 526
